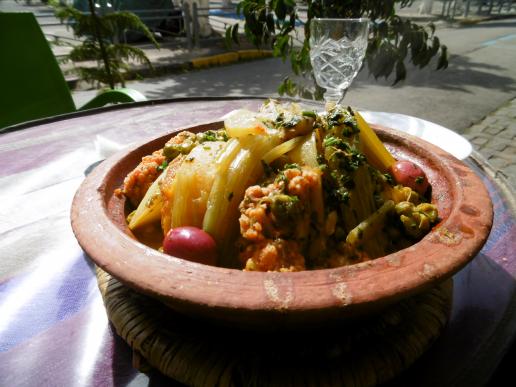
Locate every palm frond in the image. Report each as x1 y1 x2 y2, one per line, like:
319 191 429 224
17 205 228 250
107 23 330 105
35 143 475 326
103 12 159 47
49 0 159 88
76 67 126 87
68 41 101 62
107 44 153 67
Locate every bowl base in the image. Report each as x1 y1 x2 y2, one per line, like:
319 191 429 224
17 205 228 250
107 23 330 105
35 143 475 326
96 266 452 386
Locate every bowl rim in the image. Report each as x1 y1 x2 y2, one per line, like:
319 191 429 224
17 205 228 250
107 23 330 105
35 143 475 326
71 121 493 323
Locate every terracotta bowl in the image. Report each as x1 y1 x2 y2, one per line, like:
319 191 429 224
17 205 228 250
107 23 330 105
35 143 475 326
71 121 493 329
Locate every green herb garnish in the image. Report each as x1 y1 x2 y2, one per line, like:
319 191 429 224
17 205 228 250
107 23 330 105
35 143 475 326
157 160 168 171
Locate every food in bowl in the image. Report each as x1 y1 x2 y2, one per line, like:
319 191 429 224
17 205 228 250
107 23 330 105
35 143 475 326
116 100 438 272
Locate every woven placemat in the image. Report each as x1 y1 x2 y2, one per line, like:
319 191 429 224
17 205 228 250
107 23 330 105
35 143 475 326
96 267 452 387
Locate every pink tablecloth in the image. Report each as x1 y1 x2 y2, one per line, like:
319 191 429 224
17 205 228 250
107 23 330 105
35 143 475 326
0 98 515 386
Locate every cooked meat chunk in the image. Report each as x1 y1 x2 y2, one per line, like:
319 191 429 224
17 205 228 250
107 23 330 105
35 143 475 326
238 165 323 271
121 149 166 207
121 131 199 207
240 238 305 272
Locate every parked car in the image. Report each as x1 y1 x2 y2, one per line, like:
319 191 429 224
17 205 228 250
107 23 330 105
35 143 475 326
71 0 183 36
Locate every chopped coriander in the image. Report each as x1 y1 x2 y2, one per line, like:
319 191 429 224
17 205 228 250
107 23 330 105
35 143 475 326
327 111 344 128
271 194 302 222
157 160 168 171
302 110 317 119
275 113 300 129
324 136 341 148
323 135 352 151
335 188 350 204
274 173 289 190
197 129 228 143
326 107 359 134
383 173 394 185
200 130 218 142
330 148 365 172
283 163 300 170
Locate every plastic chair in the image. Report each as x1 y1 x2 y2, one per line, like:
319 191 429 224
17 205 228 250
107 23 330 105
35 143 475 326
0 12 146 130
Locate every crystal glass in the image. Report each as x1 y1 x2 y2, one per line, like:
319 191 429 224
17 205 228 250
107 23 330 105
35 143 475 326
309 18 369 105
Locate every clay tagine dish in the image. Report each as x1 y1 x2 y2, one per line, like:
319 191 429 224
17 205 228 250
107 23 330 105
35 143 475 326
71 120 493 329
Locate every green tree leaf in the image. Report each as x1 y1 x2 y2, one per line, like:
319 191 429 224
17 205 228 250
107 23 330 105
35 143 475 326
394 60 407 84
50 0 158 88
233 0 449 99
232 23 240 45
436 45 449 70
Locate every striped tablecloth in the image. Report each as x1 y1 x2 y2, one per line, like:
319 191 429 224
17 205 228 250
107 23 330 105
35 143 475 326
1 98 515 386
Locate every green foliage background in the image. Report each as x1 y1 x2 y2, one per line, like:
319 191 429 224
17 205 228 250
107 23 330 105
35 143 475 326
226 0 448 99
50 0 159 88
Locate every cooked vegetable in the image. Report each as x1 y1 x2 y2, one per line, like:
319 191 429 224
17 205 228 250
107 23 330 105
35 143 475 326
162 130 228 159
275 112 314 139
168 141 226 229
288 132 319 168
202 138 242 235
262 135 305 164
395 201 438 239
320 107 377 234
120 149 166 207
238 165 323 271
128 169 165 230
204 134 281 267
120 101 439 272
223 109 267 138
163 131 198 159
163 226 217 265
346 200 395 257
354 111 396 172
159 154 187 233
389 160 430 195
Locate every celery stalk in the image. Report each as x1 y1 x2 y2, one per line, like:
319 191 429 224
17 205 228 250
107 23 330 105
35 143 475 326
355 111 395 172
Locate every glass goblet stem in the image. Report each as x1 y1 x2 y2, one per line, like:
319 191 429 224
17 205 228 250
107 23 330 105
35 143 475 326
324 88 346 107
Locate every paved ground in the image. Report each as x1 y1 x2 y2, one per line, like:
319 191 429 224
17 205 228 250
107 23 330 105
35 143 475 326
463 97 516 189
